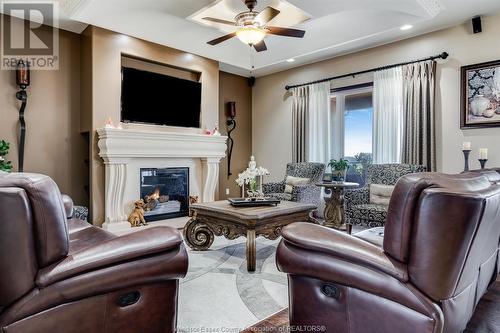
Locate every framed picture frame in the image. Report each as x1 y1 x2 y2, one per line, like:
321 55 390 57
461 60 500 129
322 173 333 183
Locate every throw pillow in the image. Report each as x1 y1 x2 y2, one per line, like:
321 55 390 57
369 184 395 206
284 175 311 194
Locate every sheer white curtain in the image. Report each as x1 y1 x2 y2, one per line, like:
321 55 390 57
373 67 404 164
307 82 331 164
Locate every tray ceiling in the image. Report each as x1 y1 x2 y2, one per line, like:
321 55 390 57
3 0 500 76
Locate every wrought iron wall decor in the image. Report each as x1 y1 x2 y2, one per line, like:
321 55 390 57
15 60 30 172
226 101 237 178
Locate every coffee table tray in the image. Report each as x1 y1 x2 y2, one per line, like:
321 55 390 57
227 198 280 207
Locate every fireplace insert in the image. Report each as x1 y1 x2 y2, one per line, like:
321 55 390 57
140 167 189 222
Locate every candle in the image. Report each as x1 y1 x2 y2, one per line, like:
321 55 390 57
479 148 488 160
462 142 471 150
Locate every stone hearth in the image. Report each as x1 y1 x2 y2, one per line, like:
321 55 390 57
97 127 227 231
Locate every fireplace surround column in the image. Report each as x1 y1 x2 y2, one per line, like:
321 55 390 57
101 160 130 231
201 157 222 203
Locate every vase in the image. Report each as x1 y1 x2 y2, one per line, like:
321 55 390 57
332 169 347 181
470 95 490 117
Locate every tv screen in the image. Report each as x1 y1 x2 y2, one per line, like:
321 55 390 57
121 67 201 128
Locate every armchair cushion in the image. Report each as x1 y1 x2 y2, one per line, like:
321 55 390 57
369 184 394 205
267 192 292 201
291 184 321 204
262 181 285 195
284 175 310 194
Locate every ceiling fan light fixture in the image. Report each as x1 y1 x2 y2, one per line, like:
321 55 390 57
236 26 267 45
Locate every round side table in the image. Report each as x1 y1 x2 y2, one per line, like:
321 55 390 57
315 181 359 232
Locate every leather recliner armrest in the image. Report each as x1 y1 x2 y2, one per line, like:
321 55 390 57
280 222 407 281
36 226 186 287
61 194 74 218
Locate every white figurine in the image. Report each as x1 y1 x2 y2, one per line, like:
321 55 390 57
248 155 257 170
212 121 221 136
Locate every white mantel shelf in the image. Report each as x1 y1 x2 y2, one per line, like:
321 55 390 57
97 127 227 232
97 127 228 161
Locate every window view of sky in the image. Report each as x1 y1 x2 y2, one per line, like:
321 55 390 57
344 108 373 157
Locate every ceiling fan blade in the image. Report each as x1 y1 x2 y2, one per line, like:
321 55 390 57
202 17 237 26
207 32 237 45
253 40 267 52
266 26 306 38
254 6 280 26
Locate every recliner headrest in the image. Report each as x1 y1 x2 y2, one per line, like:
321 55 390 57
0 173 69 267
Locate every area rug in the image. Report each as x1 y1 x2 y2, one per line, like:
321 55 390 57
177 237 287 332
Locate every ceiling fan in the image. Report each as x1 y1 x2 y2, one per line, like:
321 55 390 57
204 0 306 52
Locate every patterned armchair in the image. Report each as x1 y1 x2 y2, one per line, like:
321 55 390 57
345 164 426 228
263 162 325 205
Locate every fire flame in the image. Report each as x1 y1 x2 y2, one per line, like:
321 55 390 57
149 188 160 200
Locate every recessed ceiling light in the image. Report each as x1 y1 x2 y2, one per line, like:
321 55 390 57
400 24 413 31
286 58 295 63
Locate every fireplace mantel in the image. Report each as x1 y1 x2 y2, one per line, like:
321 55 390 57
97 127 227 231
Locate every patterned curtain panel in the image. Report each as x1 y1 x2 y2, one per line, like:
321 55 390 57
291 82 331 164
402 61 436 171
291 86 309 163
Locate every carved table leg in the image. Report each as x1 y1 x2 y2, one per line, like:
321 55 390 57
323 188 347 230
183 216 215 251
246 229 256 272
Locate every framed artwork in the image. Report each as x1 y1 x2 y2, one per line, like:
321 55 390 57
322 173 333 182
461 60 500 129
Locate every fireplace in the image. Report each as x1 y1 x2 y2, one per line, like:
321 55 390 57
140 167 189 222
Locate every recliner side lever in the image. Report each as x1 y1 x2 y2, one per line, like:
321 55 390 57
321 284 340 299
117 291 141 307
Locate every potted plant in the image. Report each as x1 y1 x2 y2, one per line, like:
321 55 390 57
328 158 349 181
0 140 13 173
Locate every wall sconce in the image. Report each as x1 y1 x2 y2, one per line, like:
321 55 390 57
226 101 236 178
15 60 30 172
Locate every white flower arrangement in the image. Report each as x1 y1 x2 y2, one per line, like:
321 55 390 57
235 166 269 187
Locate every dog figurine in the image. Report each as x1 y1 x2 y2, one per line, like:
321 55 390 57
128 199 147 227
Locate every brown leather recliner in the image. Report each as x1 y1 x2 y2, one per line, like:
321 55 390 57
0 173 188 333
277 173 500 333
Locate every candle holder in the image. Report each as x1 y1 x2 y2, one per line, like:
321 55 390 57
226 102 237 178
479 159 488 170
462 150 471 172
16 60 30 172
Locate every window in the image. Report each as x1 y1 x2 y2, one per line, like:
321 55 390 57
331 86 373 183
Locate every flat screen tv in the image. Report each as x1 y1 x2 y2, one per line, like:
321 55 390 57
121 67 201 128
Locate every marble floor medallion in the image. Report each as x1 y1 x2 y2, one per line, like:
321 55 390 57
178 236 287 332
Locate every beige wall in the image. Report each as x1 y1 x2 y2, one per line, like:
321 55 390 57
83 26 220 224
219 72 252 199
0 15 87 205
253 14 500 181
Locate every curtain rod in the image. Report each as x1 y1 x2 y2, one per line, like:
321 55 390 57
284 52 449 91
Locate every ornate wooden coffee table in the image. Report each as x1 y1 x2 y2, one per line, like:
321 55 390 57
183 200 316 271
